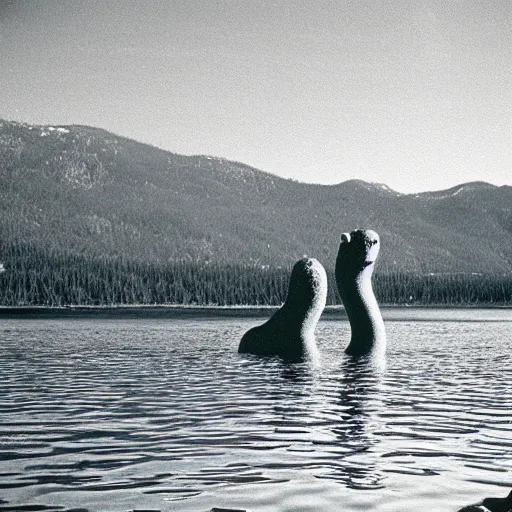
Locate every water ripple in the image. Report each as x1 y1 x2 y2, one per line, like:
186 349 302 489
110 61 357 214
0 315 511 511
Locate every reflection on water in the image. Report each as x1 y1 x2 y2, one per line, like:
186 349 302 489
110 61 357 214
320 357 386 490
0 310 511 512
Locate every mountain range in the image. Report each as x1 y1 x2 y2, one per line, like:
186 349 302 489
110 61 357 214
1 119 511 275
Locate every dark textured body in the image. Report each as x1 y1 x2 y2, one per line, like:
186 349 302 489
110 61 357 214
335 229 386 357
238 258 327 361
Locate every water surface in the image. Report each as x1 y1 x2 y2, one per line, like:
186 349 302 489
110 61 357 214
1 309 511 511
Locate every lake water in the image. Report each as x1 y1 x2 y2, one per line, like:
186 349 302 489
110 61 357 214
1 308 511 512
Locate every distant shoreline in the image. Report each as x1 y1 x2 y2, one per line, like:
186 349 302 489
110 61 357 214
0 304 510 319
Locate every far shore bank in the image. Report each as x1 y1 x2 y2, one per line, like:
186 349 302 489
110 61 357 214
0 303 510 320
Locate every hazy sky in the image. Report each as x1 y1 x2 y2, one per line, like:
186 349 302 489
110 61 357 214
1 0 510 192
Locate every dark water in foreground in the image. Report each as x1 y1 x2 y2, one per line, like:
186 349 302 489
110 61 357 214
0 309 511 512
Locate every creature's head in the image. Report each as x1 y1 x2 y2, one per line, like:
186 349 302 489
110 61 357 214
336 229 380 278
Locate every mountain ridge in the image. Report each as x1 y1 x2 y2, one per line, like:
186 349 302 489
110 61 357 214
1 118 511 275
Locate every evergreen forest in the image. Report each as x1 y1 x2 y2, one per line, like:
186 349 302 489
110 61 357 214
1 242 510 307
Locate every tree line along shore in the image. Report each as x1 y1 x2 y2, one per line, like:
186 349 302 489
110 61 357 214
0 243 510 307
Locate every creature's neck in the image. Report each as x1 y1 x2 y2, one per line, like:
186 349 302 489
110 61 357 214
338 270 385 356
278 291 323 343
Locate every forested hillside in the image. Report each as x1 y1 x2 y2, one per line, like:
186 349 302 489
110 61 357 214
1 119 511 305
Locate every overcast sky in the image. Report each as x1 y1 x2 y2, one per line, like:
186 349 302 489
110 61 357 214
1 0 510 192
